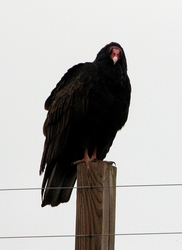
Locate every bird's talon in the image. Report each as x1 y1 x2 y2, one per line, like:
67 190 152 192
104 161 116 166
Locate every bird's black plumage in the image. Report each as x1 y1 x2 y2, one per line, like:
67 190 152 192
40 42 131 207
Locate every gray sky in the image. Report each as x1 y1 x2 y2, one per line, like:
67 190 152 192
1 1 182 249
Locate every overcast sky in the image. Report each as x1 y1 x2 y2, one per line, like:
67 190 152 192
1 1 182 249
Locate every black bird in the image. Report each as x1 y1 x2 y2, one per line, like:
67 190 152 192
40 42 131 207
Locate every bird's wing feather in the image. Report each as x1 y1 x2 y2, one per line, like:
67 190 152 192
44 63 84 110
40 63 99 174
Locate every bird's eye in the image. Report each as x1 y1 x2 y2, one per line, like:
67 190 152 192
107 46 122 57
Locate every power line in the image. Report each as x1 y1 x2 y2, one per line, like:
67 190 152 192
1 185 182 242
1 231 182 240
0 183 182 192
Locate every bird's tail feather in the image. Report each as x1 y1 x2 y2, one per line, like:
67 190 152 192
41 164 77 207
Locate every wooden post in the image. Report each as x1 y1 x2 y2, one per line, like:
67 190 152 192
75 161 117 250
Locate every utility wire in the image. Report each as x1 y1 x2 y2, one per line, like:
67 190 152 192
0 183 182 192
1 231 182 240
1 185 182 241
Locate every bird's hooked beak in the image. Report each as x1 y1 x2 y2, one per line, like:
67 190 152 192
112 56 118 65
110 47 121 65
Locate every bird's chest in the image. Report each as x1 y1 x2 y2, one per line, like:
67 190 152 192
88 79 125 123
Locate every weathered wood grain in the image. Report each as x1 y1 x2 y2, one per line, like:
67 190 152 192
75 161 116 250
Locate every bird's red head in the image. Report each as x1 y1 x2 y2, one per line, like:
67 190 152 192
108 46 122 64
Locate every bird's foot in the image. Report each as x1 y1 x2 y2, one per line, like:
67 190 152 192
73 148 97 169
73 156 97 169
104 161 116 166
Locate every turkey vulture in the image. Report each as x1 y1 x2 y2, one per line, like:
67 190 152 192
40 42 131 207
